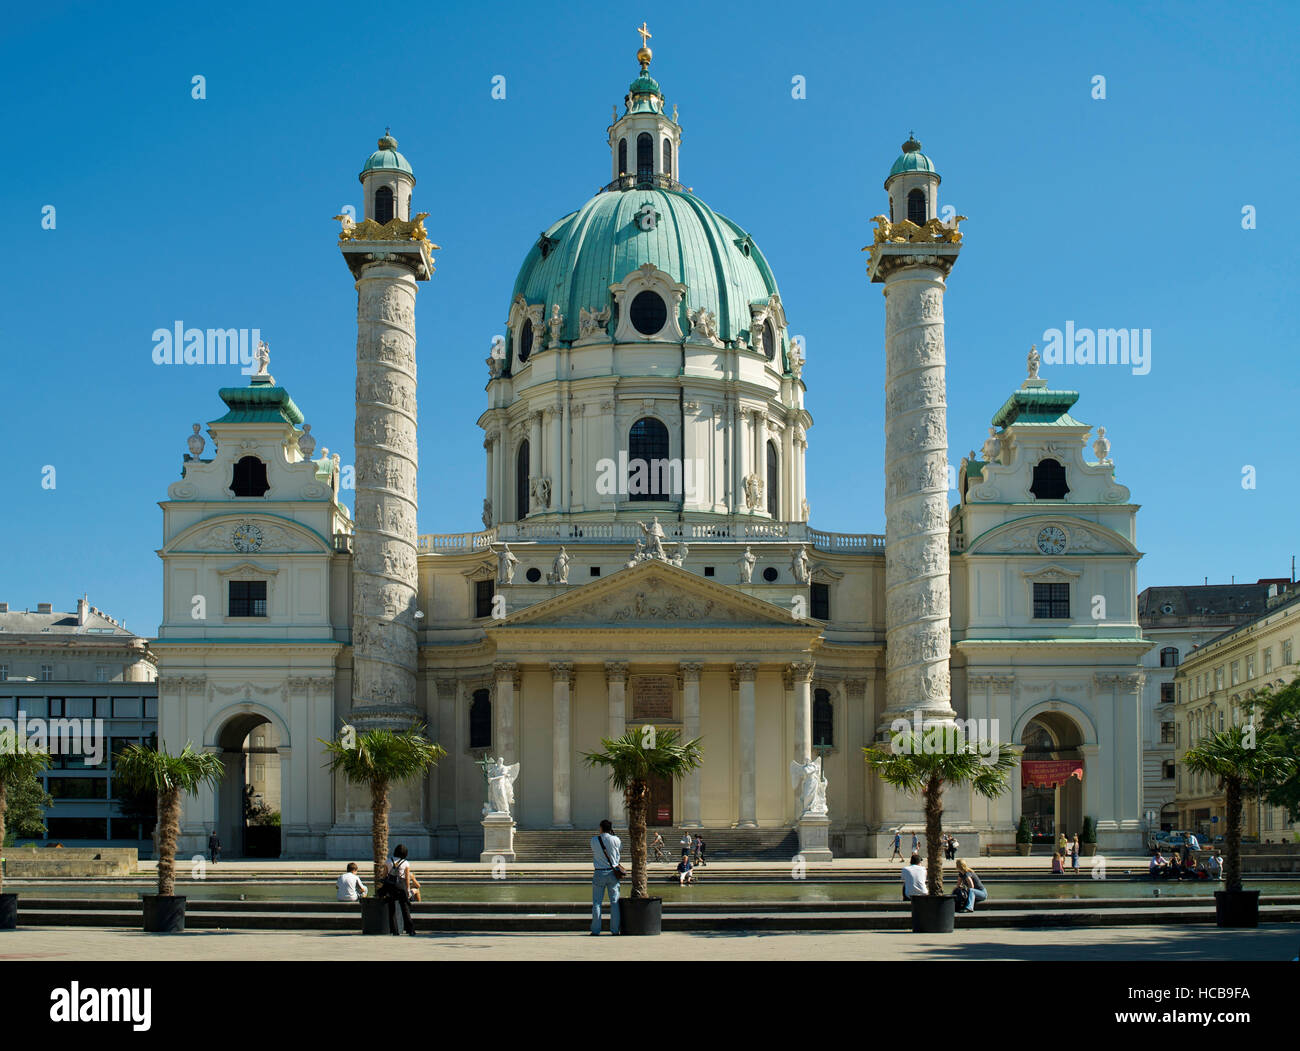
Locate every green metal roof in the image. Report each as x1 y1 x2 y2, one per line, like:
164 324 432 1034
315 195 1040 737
886 134 938 183
360 132 413 177
991 388 1082 428
629 73 661 96
509 187 784 366
213 383 304 426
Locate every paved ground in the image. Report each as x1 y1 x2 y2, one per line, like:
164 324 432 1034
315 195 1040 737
0 924 1295 961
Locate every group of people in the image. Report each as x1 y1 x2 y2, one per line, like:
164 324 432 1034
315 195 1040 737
651 829 707 868
899 853 988 912
1050 833 1083 874
335 844 422 935
1149 848 1222 881
888 830 960 861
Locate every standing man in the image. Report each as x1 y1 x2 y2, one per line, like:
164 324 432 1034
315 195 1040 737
910 831 919 857
591 819 622 936
890 830 903 861
208 831 221 865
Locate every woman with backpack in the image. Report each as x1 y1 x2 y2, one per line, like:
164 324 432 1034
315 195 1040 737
383 843 418 936
953 859 987 913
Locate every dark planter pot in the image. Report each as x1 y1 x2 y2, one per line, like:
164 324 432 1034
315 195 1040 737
360 897 392 935
619 896 663 936
911 894 956 933
1016 843 1032 856
0 893 17 930
1215 889 1259 928
1081 843 1097 857
142 895 186 933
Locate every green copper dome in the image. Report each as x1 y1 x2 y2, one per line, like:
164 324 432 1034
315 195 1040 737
886 134 938 183
508 187 784 367
360 132 413 178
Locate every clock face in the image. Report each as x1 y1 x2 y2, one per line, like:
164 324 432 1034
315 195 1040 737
232 521 263 553
1036 525 1067 555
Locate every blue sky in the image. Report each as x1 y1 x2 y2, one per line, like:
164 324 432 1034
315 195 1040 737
2 0 1297 634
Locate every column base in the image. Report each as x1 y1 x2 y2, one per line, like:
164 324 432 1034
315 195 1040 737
734 820 758 829
480 813 516 864
796 815 833 862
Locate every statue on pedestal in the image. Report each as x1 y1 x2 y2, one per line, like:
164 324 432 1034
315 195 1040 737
485 756 521 817
497 544 518 585
186 423 205 459
790 756 829 818
1027 344 1040 381
1092 426 1112 465
297 423 316 459
548 546 570 584
737 545 756 584
791 545 811 584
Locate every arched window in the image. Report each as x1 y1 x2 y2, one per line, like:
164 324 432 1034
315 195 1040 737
628 417 670 501
1160 646 1180 668
663 138 672 177
1030 458 1069 499
374 185 394 224
906 188 926 225
762 319 776 361
637 132 653 181
618 138 627 176
813 689 834 747
469 689 492 749
516 440 530 519
766 441 779 517
518 318 533 363
230 456 269 497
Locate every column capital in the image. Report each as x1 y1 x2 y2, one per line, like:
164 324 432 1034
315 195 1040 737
434 677 459 698
678 661 704 684
550 661 573 683
842 678 868 699
604 660 629 684
1095 672 1144 690
968 673 1015 689
786 660 815 685
732 661 759 685
493 660 519 686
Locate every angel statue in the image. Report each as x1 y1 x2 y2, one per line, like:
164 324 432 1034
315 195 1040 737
790 756 829 818
1027 344 1041 381
486 756 521 818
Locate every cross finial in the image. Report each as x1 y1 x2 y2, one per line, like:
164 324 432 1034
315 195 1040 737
637 21 652 47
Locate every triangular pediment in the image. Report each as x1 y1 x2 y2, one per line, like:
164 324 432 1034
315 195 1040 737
492 559 818 630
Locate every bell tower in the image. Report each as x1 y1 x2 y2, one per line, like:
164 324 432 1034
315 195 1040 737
606 23 682 190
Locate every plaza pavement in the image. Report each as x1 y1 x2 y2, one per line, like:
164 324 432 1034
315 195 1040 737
0 924 1294 961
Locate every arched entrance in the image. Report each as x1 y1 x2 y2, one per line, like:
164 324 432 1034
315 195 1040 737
1019 712 1084 844
215 713 282 858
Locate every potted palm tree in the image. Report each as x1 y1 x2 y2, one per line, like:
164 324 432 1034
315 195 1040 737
0 729 54 930
866 726 1018 933
1080 815 1098 856
1183 726 1295 928
583 726 702 936
321 725 445 935
1015 815 1033 856
114 741 224 933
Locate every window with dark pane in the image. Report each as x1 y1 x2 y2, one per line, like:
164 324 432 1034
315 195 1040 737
1160 646 1179 668
1030 458 1069 499
618 138 628 175
229 580 268 617
811 582 830 620
907 188 926 224
762 320 776 361
813 689 834 747
766 441 779 517
663 138 672 176
516 440 530 519
628 417 670 501
518 318 533 363
1160 682 1175 704
1032 582 1070 619
230 456 269 497
629 290 667 336
374 185 395 224
637 132 653 181
469 689 492 749
475 579 495 618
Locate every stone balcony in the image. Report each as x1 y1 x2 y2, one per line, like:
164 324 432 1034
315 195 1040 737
416 521 884 554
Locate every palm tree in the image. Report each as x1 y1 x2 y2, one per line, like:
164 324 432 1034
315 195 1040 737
1183 726 1295 892
865 727 1019 898
583 727 702 900
0 729 54 897
115 742 224 898
321 725 446 884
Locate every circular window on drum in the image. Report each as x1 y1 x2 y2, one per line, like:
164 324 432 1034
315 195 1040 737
762 320 777 361
629 291 668 336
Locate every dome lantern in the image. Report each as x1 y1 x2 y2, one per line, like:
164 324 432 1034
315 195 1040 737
606 23 682 192
884 131 941 226
359 128 416 224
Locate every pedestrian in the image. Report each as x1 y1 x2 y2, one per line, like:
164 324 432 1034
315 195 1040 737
385 844 417 935
1058 832 1069 857
954 859 987 912
1207 851 1223 880
694 833 706 866
1071 834 1080 873
591 818 623 936
950 834 959 861
889 830 903 861
901 853 927 900
208 831 221 864
336 861 368 902
681 829 694 858
911 831 919 856
651 830 666 862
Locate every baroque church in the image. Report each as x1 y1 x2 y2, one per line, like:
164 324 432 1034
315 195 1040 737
154 35 1148 860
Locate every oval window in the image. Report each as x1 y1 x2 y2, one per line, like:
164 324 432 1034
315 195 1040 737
762 320 776 361
630 290 668 336
518 319 534 363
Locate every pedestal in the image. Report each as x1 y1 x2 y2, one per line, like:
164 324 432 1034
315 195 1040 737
480 813 516 864
796 815 833 862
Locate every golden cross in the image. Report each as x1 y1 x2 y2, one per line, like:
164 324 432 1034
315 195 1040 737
637 21 652 47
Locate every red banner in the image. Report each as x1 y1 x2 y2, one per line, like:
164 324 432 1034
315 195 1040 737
1021 759 1084 788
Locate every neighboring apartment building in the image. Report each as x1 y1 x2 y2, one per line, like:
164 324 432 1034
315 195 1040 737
1173 582 1300 841
1137 582 1275 833
0 597 158 849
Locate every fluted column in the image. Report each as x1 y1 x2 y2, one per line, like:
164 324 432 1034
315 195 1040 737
605 661 628 825
493 660 517 762
735 662 758 828
350 262 421 728
877 247 960 729
680 662 703 827
551 661 573 828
